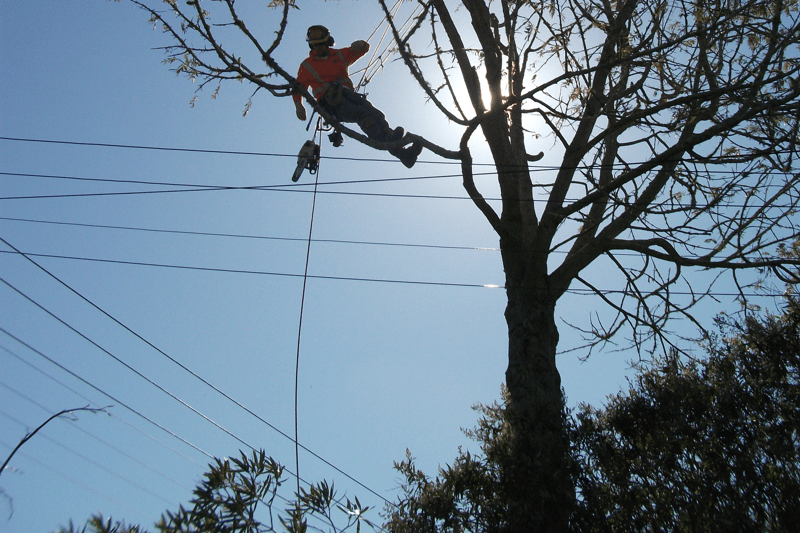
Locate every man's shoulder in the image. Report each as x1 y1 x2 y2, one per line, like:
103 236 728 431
329 48 347 60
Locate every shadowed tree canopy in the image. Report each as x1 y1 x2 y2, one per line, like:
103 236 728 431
385 297 800 532
571 301 800 531
127 0 800 530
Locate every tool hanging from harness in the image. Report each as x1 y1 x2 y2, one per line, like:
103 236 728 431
292 139 320 182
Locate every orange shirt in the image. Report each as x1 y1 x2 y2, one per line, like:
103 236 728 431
293 45 368 103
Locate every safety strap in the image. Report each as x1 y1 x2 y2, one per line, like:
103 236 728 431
301 50 352 99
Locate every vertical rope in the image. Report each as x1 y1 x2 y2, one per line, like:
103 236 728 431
294 120 323 497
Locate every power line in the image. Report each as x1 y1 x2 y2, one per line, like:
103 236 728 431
7 183 795 205
0 248 785 299
0 275 262 457
0 169 492 187
4 166 797 206
0 187 224 201
0 278 342 500
0 169 507 201
0 236 397 505
0 326 214 461
0 135 445 166
0 249 500 289
0 343 205 468
3 135 797 172
0 216 501 252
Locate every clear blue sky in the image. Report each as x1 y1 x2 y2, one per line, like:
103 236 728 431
0 1 777 531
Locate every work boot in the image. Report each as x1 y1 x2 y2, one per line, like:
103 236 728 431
384 126 404 143
395 142 423 168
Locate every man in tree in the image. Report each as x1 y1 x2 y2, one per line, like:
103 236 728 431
293 25 423 168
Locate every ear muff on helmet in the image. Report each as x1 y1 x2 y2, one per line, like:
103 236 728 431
307 25 334 49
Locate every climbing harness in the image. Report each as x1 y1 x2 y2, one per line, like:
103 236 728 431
299 50 351 101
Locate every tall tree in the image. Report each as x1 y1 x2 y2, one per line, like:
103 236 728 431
128 0 800 530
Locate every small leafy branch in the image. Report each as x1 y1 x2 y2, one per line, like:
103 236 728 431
156 449 376 533
1 405 109 519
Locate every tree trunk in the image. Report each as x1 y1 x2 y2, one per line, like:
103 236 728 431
502 242 573 532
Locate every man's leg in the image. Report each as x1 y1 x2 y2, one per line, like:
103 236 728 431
333 93 421 168
335 93 402 142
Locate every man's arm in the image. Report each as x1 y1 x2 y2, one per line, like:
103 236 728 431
293 65 311 121
342 40 369 65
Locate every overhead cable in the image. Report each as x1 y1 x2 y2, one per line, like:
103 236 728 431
3 135 798 171
0 216 501 252
0 275 262 459
3 168 794 207
1 249 500 289
0 235 396 505
0 249 785 299
0 343 205 468
0 326 214 460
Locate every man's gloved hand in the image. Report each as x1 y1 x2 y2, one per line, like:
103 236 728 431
350 40 369 53
295 101 307 121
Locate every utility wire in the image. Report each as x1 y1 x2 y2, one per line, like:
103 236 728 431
1 277 399 512
0 275 262 459
1 169 495 187
0 248 785 299
0 214 742 263
7 184 796 206
0 343 205 468
3 135 798 171
0 276 339 498
0 326 214 460
0 135 439 166
0 235 396 505
0 216 501 252
1 346 390 531
4 168 796 206
0 249 500 289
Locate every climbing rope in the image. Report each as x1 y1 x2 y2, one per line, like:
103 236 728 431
294 118 324 496
354 0 423 92
291 3 424 492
